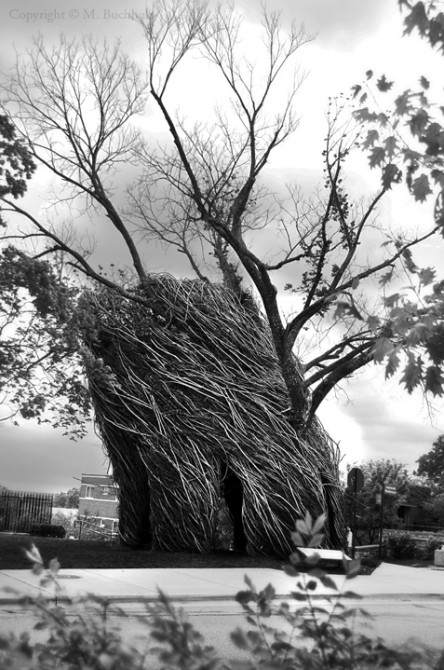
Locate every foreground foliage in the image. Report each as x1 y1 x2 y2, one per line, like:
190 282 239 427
0 514 441 669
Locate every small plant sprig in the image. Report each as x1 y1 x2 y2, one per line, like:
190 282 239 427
231 512 426 669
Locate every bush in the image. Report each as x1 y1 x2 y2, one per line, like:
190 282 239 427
385 532 417 560
1 513 442 669
29 524 66 538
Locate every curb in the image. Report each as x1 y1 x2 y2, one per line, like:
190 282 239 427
2 592 444 606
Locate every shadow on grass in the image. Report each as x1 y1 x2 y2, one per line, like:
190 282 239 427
0 533 286 570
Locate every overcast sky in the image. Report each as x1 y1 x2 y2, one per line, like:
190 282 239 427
1 0 443 494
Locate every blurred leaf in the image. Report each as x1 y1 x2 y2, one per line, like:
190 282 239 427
319 575 338 590
284 563 300 577
369 146 386 168
403 1 429 36
425 365 444 395
377 75 394 92
312 514 327 534
230 628 250 650
308 533 325 548
385 348 401 378
363 129 379 149
373 337 394 362
395 90 414 116
409 109 429 135
296 519 310 535
401 356 423 392
291 531 305 547
291 591 308 601
411 173 433 202
419 267 436 286
382 163 402 190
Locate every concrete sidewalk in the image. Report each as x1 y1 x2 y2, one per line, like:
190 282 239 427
1 562 444 605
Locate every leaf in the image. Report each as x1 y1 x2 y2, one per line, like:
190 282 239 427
369 146 386 168
429 16 444 51
231 628 250 650
425 365 444 395
236 590 255 606
401 356 423 392
382 163 402 190
402 247 417 273
403 1 429 36
409 109 429 136
342 590 363 599
411 173 433 202
363 129 379 149
395 90 414 116
351 84 362 98
296 518 310 535
385 348 401 378
353 107 378 123
377 112 389 126
377 75 394 92
306 580 317 591
367 315 380 332
420 75 430 89
384 136 398 156
383 292 401 308
373 337 394 363
431 169 444 187
426 330 444 364
304 552 321 566
419 267 436 286
366 69 373 79
308 533 325 548
291 591 308 601
422 122 444 156
319 575 338 590
312 513 327 534
284 563 300 577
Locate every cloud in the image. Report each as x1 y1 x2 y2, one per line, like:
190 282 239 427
0 422 106 493
334 370 444 470
239 0 392 48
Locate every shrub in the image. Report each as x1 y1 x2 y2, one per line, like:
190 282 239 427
29 523 66 538
0 513 442 669
385 532 417 560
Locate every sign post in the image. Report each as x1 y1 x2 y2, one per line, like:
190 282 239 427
347 467 364 559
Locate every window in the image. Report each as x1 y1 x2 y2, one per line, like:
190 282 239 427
84 485 94 498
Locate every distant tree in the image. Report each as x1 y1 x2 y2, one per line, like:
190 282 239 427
416 435 444 487
424 492 444 525
346 459 409 544
53 488 79 509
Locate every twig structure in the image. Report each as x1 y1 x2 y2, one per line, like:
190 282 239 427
81 276 344 556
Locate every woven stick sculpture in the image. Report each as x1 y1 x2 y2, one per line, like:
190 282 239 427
80 276 345 557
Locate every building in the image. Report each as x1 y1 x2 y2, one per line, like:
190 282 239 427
78 474 119 532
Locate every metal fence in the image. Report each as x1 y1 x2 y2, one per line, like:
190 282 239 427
0 490 53 533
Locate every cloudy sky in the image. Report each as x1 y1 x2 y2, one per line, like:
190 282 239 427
0 0 443 494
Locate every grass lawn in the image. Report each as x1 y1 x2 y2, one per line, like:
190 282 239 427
0 532 286 570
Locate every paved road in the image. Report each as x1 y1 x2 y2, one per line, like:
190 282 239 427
0 598 443 662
